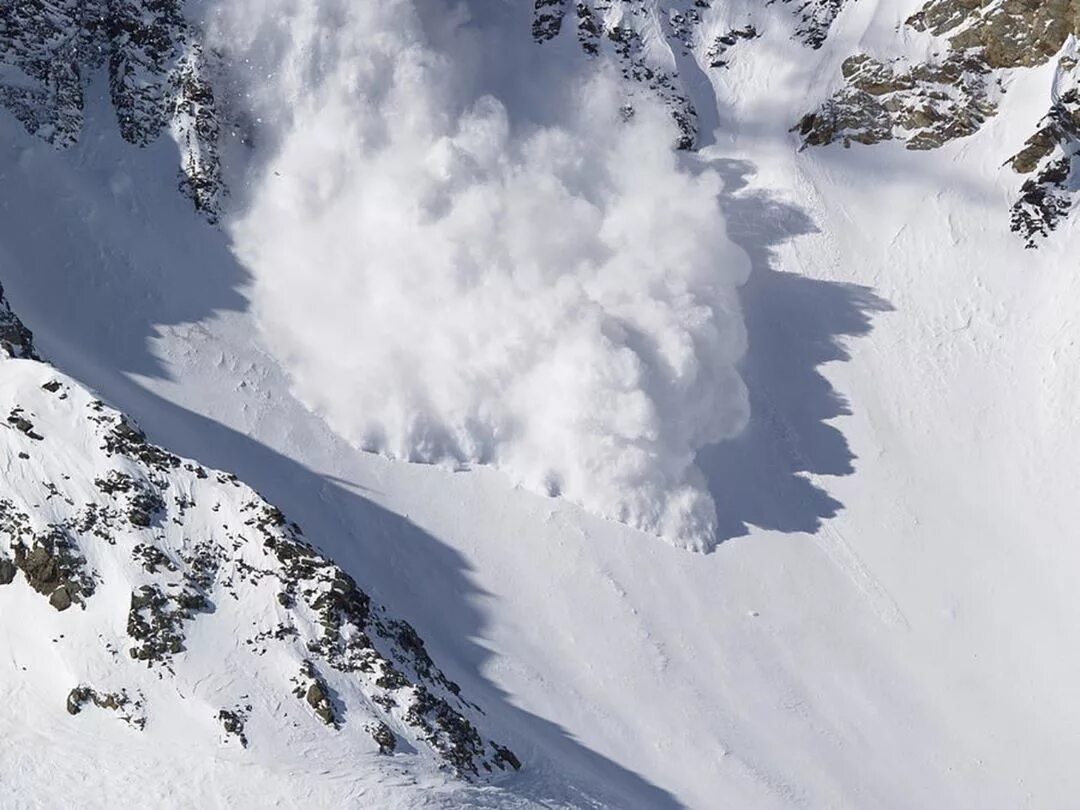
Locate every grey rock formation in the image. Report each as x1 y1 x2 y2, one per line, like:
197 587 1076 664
0 1 224 221
0 285 520 778
797 0 1080 244
1008 52 1080 246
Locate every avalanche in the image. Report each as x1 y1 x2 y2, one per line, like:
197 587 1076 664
0 0 1078 808
206 0 752 549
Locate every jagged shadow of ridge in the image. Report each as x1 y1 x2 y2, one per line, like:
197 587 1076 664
104 389 684 809
697 159 893 543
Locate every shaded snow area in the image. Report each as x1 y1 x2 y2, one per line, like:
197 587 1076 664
205 0 750 550
0 305 542 809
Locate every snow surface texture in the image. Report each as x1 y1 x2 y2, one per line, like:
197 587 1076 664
206 0 751 550
3 0 1080 807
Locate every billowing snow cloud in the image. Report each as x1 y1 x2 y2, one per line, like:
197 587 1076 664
205 0 750 549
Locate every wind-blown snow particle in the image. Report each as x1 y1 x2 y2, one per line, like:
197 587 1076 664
207 0 750 549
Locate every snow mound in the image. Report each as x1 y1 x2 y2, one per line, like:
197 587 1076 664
208 0 750 549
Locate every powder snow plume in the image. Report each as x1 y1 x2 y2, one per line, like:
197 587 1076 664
204 0 750 550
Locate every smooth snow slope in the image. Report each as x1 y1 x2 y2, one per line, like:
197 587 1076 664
1 0 1078 808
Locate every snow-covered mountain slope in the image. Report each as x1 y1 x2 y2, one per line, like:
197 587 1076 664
0 287 544 806
1 0 1079 808
0 0 223 218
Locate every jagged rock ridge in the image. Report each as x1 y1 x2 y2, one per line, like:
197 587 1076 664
530 0 848 149
0 0 224 221
796 0 1080 244
0 284 519 779
1008 48 1080 246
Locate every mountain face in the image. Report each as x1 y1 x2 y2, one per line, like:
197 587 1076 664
0 285 518 781
0 0 223 219
2 0 1079 808
531 0 1080 245
4 1 1076 244
528 0 855 148
794 0 1080 244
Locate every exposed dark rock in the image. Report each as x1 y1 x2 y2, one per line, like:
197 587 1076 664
532 0 566 42
67 685 145 729
49 584 74 611
533 0 698 149
8 521 95 611
367 720 397 754
797 0 1080 242
705 26 760 69
783 0 849 49
7 408 44 441
492 744 523 771
1008 54 1080 246
218 706 250 747
0 1 225 222
795 51 997 150
0 0 97 148
294 660 338 727
576 2 602 56
127 582 209 664
404 686 498 777
0 285 39 360
102 416 182 471
0 285 520 778
799 0 1080 150
908 0 1079 69
172 45 226 222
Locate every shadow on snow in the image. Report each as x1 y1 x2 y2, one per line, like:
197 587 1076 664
0 103 682 808
698 158 893 543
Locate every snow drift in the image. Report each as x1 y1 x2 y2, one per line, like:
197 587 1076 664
206 0 750 549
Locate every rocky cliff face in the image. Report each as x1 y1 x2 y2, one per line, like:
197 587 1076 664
0 284 518 778
11 0 1070 245
0 0 224 221
530 0 850 149
1008 47 1080 246
795 0 1080 245
794 0 1079 150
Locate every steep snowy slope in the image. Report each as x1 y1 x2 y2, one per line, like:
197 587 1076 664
1 0 1078 808
0 289 547 806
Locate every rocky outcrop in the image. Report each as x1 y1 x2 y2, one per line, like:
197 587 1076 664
797 0 1080 243
0 286 37 360
106 0 188 146
529 0 855 149
532 0 566 42
795 51 999 150
908 0 1080 68
530 0 701 148
67 686 146 730
0 1 224 222
783 0 850 49
705 25 760 69
1008 51 1080 246
0 287 519 778
0 0 97 148
798 0 1080 151
217 705 250 747
172 45 226 223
